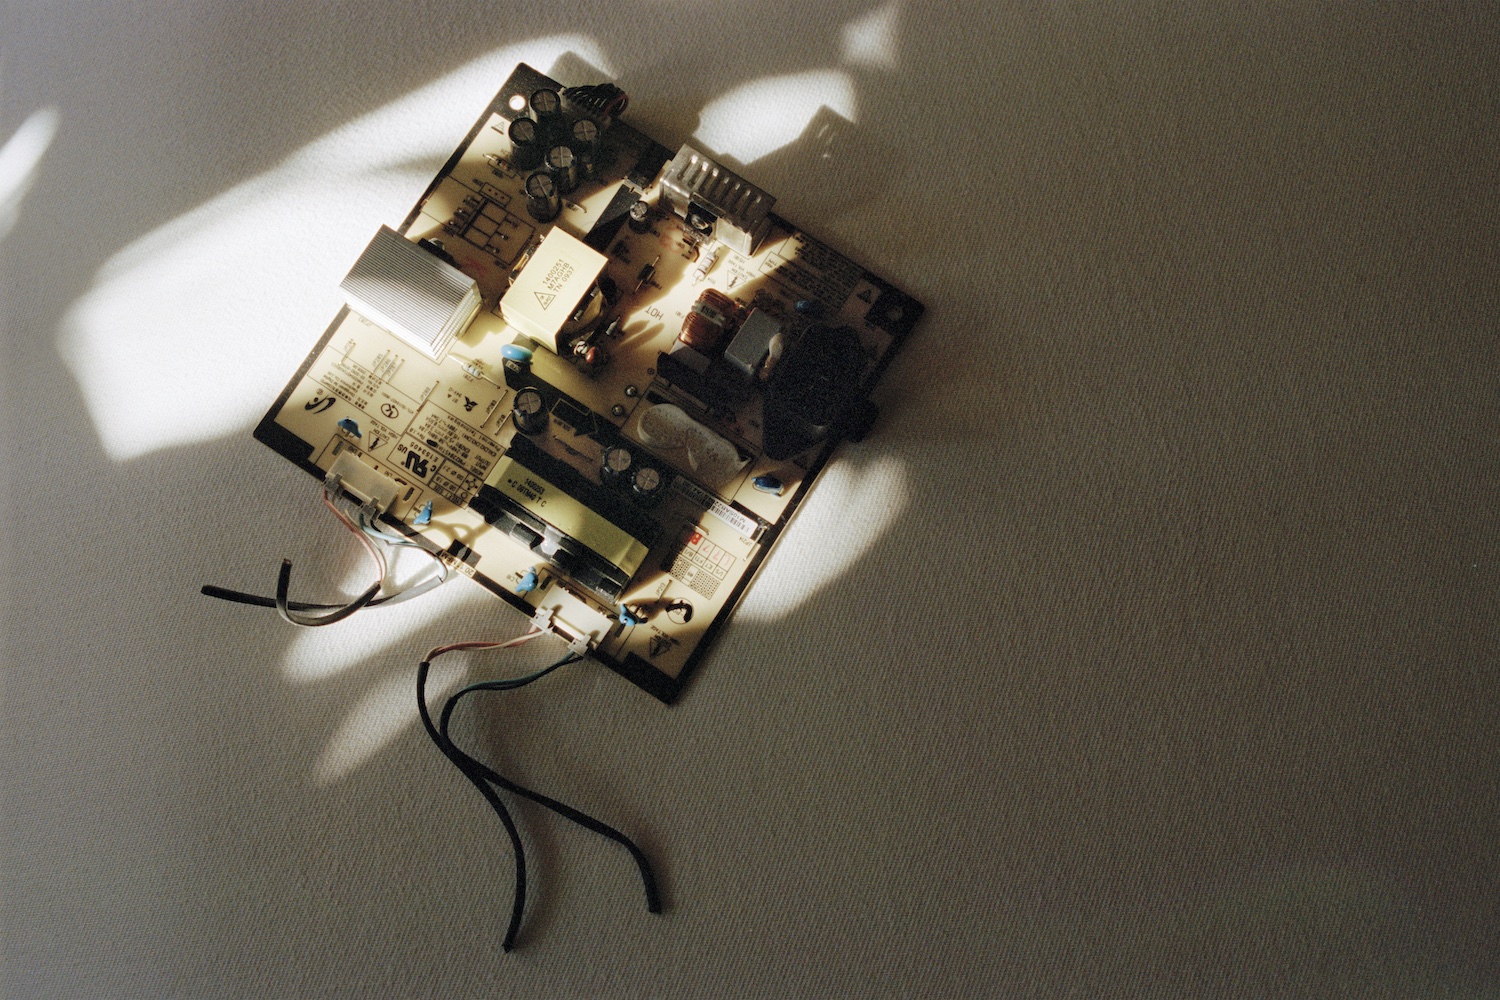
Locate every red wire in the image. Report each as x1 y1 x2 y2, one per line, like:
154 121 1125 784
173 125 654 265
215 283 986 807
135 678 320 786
425 629 544 663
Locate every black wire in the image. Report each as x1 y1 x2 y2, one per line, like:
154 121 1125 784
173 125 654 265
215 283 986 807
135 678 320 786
417 658 530 951
201 539 446 614
273 558 381 627
201 584 378 612
562 83 628 116
418 650 662 952
200 569 441 612
440 669 663 915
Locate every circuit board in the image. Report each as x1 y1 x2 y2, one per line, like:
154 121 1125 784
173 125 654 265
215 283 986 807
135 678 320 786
255 63 922 702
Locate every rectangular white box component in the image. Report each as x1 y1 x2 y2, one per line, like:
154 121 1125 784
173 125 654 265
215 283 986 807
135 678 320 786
340 225 481 362
498 228 606 353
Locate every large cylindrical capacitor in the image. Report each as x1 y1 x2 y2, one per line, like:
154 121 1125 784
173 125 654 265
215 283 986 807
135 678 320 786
528 88 562 123
545 145 578 194
570 118 599 177
511 388 549 434
523 171 561 222
600 445 634 486
507 116 544 171
630 465 666 505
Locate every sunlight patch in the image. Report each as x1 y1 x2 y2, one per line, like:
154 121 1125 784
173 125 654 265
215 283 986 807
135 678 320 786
279 567 485 684
312 659 466 785
736 454 908 621
694 70 856 165
0 107 58 241
58 37 609 463
840 1 902 70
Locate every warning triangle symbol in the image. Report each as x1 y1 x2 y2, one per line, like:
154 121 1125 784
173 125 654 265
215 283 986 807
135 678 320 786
535 292 556 309
856 288 874 303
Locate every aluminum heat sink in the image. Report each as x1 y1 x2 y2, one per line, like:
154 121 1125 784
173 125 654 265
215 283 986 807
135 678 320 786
339 225 480 362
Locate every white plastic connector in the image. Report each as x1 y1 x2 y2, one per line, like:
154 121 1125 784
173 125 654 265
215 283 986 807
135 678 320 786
530 583 611 654
327 452 401 512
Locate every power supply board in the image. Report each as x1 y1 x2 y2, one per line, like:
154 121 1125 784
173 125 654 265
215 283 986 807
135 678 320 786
254 63 923 702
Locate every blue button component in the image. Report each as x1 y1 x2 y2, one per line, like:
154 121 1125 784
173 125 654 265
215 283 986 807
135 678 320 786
336 417 362 438
752 474 784 496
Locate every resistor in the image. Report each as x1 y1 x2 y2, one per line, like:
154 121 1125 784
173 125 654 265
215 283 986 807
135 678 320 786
692 242 720 284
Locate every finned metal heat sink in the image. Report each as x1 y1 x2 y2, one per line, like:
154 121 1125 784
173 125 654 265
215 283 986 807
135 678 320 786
339 225 481 362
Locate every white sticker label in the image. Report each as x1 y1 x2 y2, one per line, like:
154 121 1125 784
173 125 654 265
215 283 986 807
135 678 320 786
671 476 763 541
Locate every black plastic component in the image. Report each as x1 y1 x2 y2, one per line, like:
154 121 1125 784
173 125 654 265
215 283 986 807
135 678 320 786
625 140 674 192
861 278 925 341
417 238 459 268
760 323 867 460
839 398 880 442
470 483 626 601
583 186 641 253
468 436 661 603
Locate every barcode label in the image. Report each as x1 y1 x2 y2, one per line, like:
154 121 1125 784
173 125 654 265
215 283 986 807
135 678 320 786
670 477 764 541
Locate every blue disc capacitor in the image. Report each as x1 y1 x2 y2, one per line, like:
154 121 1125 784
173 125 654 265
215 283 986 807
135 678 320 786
752 474 784 496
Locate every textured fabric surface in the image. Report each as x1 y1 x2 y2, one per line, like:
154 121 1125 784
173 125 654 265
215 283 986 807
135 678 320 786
3 2 1496 996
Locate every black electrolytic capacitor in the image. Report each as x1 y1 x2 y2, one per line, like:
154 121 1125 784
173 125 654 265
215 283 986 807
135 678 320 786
523 171 561 222
630 465 666 505
570 118 599 177
600 446 634 485
507 117 544 171
545 145 578 194
529 88 562 123
627 199 652 233
511 388 549 434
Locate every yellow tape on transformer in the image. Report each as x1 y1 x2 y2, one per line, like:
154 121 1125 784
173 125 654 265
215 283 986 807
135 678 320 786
490 455 650 577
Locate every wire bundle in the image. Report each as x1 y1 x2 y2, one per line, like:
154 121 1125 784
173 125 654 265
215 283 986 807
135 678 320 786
417 636 662 950
202 476 659 949
200 477 449 621
562 82 629 118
